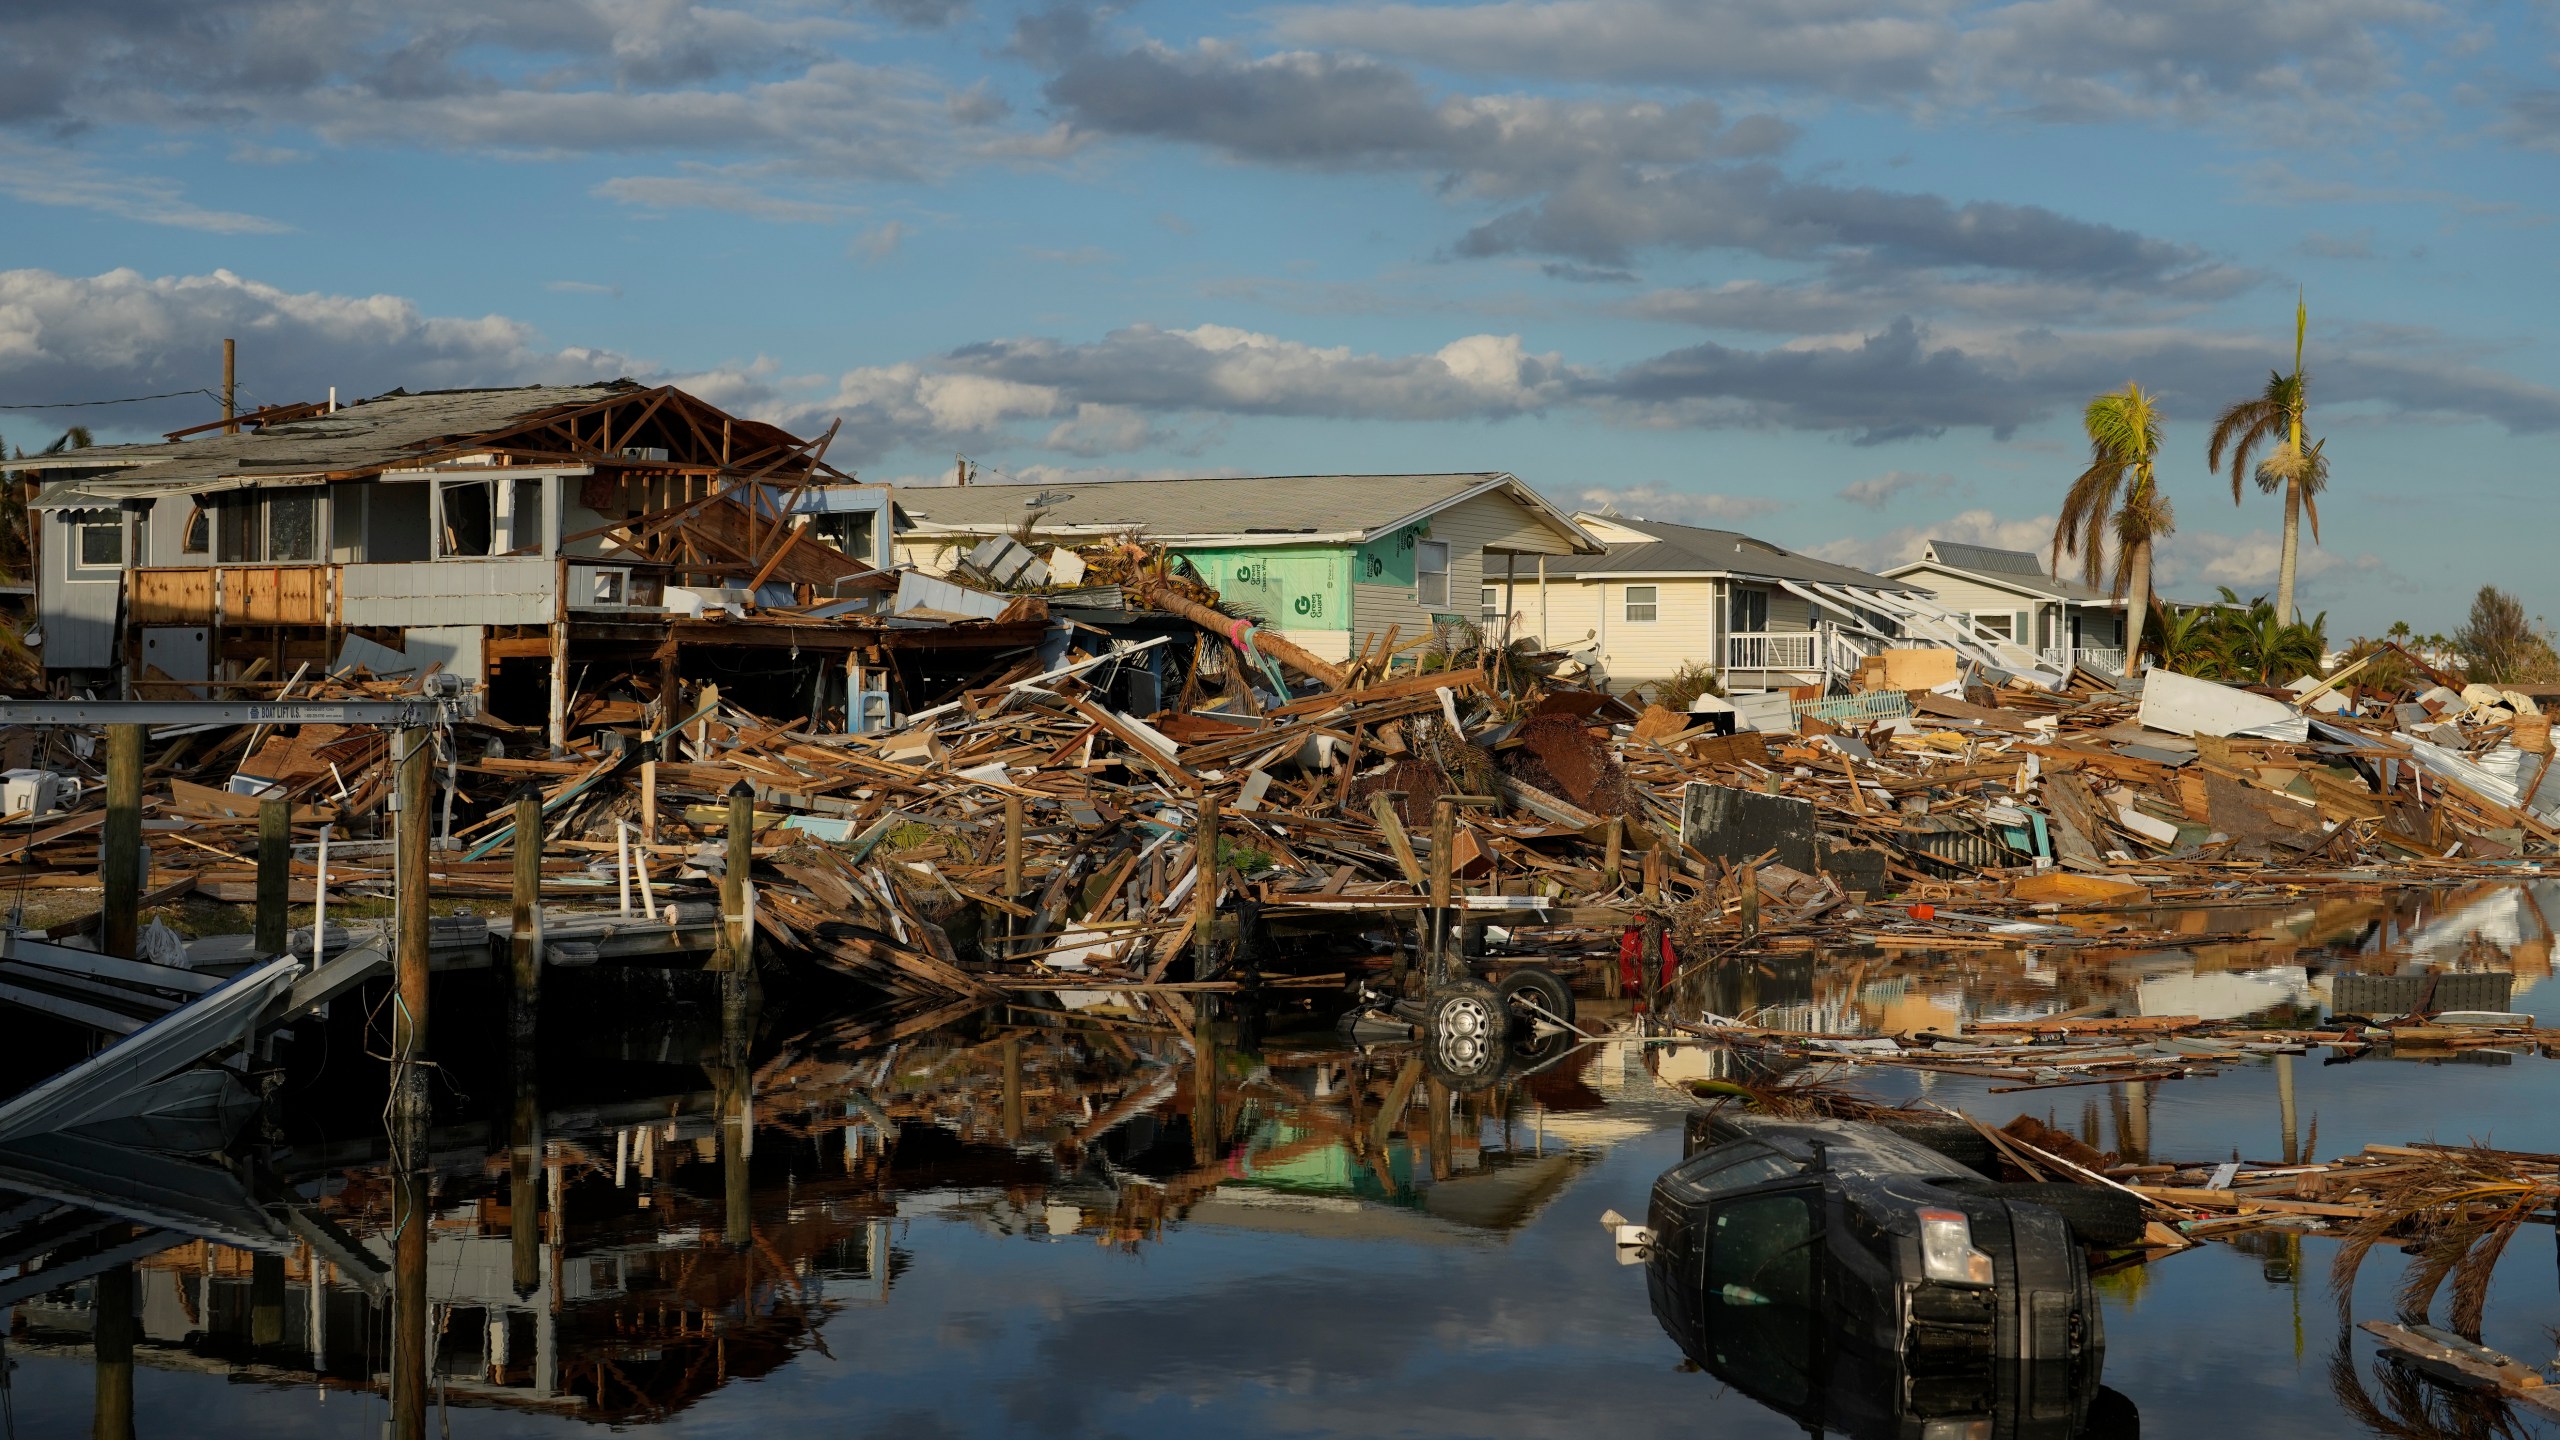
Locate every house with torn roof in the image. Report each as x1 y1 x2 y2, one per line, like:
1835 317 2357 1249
1880 540 2133 676
1526 513 1937 695
893 472 1603 664
18 383 1036 742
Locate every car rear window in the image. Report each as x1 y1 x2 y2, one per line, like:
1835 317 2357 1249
1706 1190 1820 1404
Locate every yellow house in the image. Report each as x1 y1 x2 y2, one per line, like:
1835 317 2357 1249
1513 513 1931 695
1881 540 2132 676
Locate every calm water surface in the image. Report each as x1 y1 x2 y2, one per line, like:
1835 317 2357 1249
8 880 2560 1438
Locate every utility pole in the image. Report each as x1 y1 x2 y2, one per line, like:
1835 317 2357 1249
222 339 237 435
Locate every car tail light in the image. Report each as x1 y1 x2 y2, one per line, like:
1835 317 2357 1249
1916 1208 1994 1287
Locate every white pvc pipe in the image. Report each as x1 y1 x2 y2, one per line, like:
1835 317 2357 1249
311 825 331 972
615 821 633 917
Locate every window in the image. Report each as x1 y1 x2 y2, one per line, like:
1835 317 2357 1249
216 494 264 563
1625 584 1659 623
1480 584 1503 625
1416 539 1450 607
1705 1190 1820 1405
508 476 546 554
1972 611 2015 640
1728 587 1768 633
266 490 318 562
436 479 497 557
181 504 210 556
71 513 123 570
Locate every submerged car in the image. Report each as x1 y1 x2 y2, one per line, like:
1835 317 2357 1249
1646 1114 2133 1439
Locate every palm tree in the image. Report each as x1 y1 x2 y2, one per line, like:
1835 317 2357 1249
2054 382 2172 672
2207 297 2325 624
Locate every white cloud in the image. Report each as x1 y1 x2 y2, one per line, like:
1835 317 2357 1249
1804 508 2057 574
1570 484 1784 524
852 219 909 262
594 173 858 223
0 141 290 235
0 266 638 433
1838 469 1955 508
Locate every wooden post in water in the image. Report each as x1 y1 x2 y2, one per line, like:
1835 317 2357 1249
393 727 431 1076
716 780 755 973
92 1249 135 1440
1427 798 1456 985
101 723 142 961
1001 1037 1024 1142
249 1251 285 1347
2276 1053 2299 1166
510 1048 541 1299
510 783 543 1037
387 726 432 1440
256 794 289 958
1191 795 1219 981
389 1162 427 1440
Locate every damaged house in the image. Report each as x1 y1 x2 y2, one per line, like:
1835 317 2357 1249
17 383 1035 740
893 472 1604 663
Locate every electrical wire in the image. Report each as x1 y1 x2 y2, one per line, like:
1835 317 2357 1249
0 388 222 411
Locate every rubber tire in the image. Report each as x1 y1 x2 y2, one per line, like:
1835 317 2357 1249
1421 979 1507 1093
1496 967 1575 1030
1946 1180 2147 1248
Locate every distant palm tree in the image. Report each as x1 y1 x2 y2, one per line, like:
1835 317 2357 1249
2054 382 2172 672
2207 298 2325 624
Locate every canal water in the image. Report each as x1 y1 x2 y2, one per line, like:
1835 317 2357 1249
6 880 2560 1437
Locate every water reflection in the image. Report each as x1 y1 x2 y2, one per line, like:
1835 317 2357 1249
1 996 1599 1429
5 882 2560 1438
1683 879 2560 1041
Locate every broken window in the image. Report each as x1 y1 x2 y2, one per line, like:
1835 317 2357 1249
71 513 123 570
267 490 318 562
438 479 496 557
1416 539 1450 608
1972 612 2015 640
817 510 879 566
181 504 209 556
508 476 546 554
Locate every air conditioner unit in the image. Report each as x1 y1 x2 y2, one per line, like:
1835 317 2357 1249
619 446 670 463
1 769 63 818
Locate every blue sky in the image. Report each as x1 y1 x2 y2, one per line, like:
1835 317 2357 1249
1 0 2556 634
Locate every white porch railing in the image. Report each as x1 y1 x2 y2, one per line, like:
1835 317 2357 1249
2040 646 2126 673
1726 631 1818 671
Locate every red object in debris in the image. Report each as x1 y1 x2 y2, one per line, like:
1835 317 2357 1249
1907 903 1936 921
1617 925 1678 995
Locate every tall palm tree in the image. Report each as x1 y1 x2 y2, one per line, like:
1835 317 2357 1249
2207 297 2325 623
2054 382 2172 672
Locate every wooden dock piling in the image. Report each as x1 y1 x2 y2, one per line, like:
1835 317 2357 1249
256 794 289 959
101 723 142 960
510 782 543 1034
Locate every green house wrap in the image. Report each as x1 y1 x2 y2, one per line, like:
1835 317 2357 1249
1353 524 1425 587
1176 546 1353 631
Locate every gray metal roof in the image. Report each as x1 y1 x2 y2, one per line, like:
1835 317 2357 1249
1886 539 2119 605
22 384 628 507
1538 515 1918 592
896 472 1599 550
